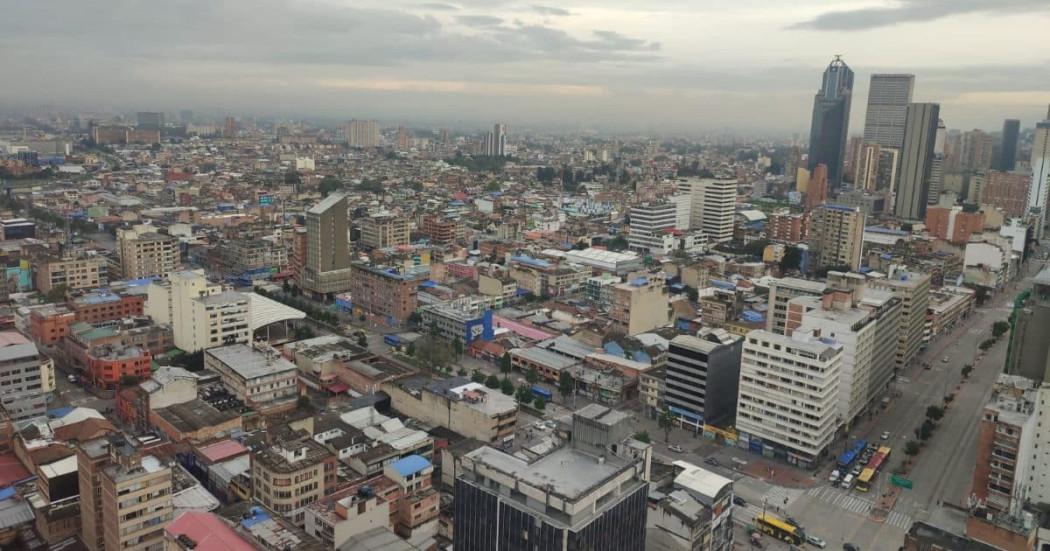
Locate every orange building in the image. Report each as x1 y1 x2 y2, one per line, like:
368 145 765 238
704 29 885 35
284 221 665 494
981 171 1031 218
86 346 151 388
29 305 76 346
420 216 461 244
925 206 984 245
70 292 145 324
805 163 828 212
766 211 810 243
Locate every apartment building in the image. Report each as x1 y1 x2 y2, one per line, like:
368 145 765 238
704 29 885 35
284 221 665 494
146 270 251 353
866 267 931 370
302 192 354 297
70 290 146 324
359 214 411 249
383 377 518 445
972 375 1037 516
926 206 984 245
348 263 423 325
809 203 865 272
611 276 671 336
0 332 53 422
204 343 299 414
251 430 338 527
765 277 826 335
117 225 180 280
420 216 461 244
33 254 108 293
736 330 843 468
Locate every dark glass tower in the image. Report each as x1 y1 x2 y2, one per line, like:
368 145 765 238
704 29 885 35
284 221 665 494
999 118 1020 171
808 56 854 192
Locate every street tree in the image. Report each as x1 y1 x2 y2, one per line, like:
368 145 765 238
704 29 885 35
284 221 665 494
471 371 485 384
452 336 463 359
658 407 675 443
526 366 540 385
499 353 512 374
904 441 920 456
500 377 514 396
926 405 944 421
484 375 500 389
534 397 546 411
558 371 574 400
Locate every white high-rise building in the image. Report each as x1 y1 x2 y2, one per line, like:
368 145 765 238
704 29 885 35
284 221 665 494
1029 106 1050 236
146 270 251 353
863 74 915 150
677 178 737 243
672 193 692 230
484 123 508 157
347 119 379 147
628 201 677 254
737 330 843 468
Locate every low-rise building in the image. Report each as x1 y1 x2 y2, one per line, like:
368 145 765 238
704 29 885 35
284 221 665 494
33 253 108 294
359 214 411 249
611 275 672 335
204 343 299 414
117 225 181 279
0 332 53 422
348 263 423 325
509 346 579 383
383 376 518 445
647 461 734 551
251 428 338 527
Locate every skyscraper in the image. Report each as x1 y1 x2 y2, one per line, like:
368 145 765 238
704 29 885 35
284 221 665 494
347 119 379 147
895 103 940 220
862 74 915 149
1029 106 1050 233
927 118 946 205
301 192 353 297
961 129 995 171
999 118 1021 171
483 123 507 157
808 56 854 190
136 111 164 130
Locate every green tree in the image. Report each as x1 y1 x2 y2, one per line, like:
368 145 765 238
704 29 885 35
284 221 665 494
606 235 628 251
471 371 486 384
633 431 651 444
779 246 803 272
319 175 341 196
516 383 532 404
357 334 368 348
925 405 944 421
992 320 1010 338
297 395 311 409
979 338 996 351
658 407 675 443
407 312 423 327
499 353 512 374
294 326 315 340
44 284 69 304
526 366 540 385
961 364 973 378
485 375 500 389
282 281 291 294
485 180 501 192
534 396 546 411
916 419 935 440
284 169 301 185
406 341 416 357
457 367 467 377
452 336 463 359
500 377 514 396
558 371 575 400
904 440 920 456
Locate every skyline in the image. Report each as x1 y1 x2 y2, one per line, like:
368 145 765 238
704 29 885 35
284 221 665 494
1 1 1049 134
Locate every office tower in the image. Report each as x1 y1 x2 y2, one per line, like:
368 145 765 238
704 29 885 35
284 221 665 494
687 178 737 243
867 267 931 370
961 129 995 171
440 127 450 145
982 171 1032 217
895 103 940 220
846 135 865 179
766 277 826 334
999 119 1021 171
396 125 411 150
136 111 164 130
808 56 854 190
116 224 180 279
302 192 354 297
854 143 881 191
863 74 915 149
145 270 251 352
1029 106 1050 233
347 119 380 147
0 332 53 422
454 405 649 551
490 123 507 157
223 116 236 138
664 329 743 429
627 201 677 253
809 204 865 272
78 434 173 551
927 119 947 204
876 148 900 193
672 193 691 230
736 330 843 469
805 163 828 211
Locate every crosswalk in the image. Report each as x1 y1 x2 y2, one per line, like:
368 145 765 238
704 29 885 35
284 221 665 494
805 486 913 529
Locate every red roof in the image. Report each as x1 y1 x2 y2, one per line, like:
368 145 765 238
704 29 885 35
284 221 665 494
0 452 31 487
198 440 248 463
165 511 255 551
327 382 350 394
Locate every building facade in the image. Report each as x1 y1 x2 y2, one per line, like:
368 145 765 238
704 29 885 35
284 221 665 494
863 73 914 150
117 225 180 280
896 103 940 220
664 329 743 429
808 56 854 190
809 204 865 272
302 192 354 297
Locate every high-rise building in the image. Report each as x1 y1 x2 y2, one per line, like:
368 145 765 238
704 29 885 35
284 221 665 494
736 330 843 468
223 116 236 138
766 277 826 335
627 201 678 254
485 123 507 157
925 206 984 245
0 332 53 422
1029 106 1050 233
302 192 354 297
1005 267 1050 382
866 267 931 370
117 224 180 279
681 178 737 243
853 143 881 191
396 125 411 150
664 329 743 430
347 119 380 147
805 163 828 211
981 171 1032 217
136 111 164 130
358 213 410 249
863 74 915 150
145 270 251 353
999 119 1021 171
454 405 650 551
971 375 1037 516
926 119 947 205
961 129 995 172
895 103 940 220
808 56 854 190
809 204 865 272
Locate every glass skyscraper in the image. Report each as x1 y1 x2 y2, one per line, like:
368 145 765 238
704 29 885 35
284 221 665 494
808 56 854 191
863 74 915 150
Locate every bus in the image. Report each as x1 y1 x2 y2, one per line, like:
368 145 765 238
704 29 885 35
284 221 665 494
855 446 891 492
754 514 804 545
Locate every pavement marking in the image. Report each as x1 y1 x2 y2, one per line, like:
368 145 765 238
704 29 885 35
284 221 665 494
806 486 874 516
886 511 913 529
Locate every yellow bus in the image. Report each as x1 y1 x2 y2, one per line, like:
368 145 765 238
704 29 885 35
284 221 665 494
755 513 803 545
855 446 891 492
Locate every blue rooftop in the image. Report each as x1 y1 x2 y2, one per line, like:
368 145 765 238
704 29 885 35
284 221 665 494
390 454 431 478
48 406 75 418
240 507 270 528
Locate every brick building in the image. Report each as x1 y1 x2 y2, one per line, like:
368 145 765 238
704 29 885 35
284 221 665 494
926 206 984 245
981 171 1031 218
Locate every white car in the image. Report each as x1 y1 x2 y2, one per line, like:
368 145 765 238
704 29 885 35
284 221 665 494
806 534 827 549
828 469 840 483
668 444 684 453
881 431 891 440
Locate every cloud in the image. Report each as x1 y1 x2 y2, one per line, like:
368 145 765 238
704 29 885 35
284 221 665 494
418 2 459 10
456 15 504 27
531 5 572 16
790 0 1050 31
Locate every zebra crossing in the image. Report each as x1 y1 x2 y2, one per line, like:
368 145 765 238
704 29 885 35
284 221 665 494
806 486 913 529
763 486 803 510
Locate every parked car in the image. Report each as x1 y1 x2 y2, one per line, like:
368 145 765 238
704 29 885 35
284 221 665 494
807 535 827 548
843 543 860 551
881 431 891 440
941 356 949 363
67 374 77 383
668 444 684 453
733 496 747 506
704 457 719 466
828 469 840 483
840 474 855 489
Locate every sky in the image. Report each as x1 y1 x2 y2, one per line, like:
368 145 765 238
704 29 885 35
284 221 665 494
1 0 1048 135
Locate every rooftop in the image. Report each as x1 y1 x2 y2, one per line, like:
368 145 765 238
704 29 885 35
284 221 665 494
153 398 241 435
510 346 579 370
464 445 634 503
389 454 431 478
206 344 296 381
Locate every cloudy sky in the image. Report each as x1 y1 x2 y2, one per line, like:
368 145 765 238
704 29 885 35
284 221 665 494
1 0 1048 135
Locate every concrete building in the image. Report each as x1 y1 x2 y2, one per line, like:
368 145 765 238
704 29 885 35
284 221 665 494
896 103 940 220
419 298 495 345
647 461 734 551
204 343 298 414
420 216 461 244
117 225 180 279
736 330 843 468
863 74 914 150
509 346 579 384
1005 267 1050 382
765 277 826 335
33 254 108 293
251 429 338 527
866 267 932 370
565 248 644 275
809 204 865 272
359 214 410 249
664 329 743 430
628 201 678 254
78 434 173 551
696 178 737 243
611 275 672 336
348 119 380 147
302 192 353 297
961 129 995 172
765 211 809 243
146 270 250 353
0 332 53 422
453 405 650 551
348 263 423 325
999 119 1020 172
926 206 984 245
383 377 517 445
1029 106 1050 233
805 163 828 211
972 375 1037 516
926 286 976 342
982 171 1032 219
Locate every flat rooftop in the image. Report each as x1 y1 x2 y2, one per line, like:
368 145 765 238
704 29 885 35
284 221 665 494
206 344 296 380
465 445 633 502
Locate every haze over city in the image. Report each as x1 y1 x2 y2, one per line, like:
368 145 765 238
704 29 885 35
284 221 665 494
2 0 1049 133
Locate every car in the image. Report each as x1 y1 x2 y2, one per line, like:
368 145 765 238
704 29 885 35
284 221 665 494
828 469 840 483
704 457 719 466
843 544 860 551
733 496 746 506
840 474 855 489
941 356 949 363
881 431 891 440
806 535 827 548
544 421 558 430
785 516 802 529
67 374 77 383
668 444 684 453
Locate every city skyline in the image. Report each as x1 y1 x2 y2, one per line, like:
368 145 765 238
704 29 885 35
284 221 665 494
1 1 1048 133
